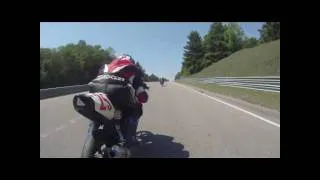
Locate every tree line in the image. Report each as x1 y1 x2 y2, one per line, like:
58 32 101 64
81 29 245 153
40 40 163 89
135 62 167 82
175 22 280 80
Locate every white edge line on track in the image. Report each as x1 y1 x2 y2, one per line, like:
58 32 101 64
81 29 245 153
55 125 66 132
173 82 280 128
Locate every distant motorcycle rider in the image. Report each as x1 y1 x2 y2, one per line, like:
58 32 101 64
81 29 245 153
160 77 165 86
82 54 149 158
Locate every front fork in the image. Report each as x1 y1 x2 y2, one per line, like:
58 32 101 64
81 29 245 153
102 121 133 158
103 105 142 158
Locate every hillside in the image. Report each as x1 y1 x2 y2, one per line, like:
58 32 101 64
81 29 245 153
190 40 280 78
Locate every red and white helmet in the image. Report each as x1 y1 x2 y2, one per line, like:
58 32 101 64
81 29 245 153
116 54 135 64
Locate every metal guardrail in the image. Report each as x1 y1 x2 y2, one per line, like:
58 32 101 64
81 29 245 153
181 76 280 93
40 80 153 100
40 84 89 100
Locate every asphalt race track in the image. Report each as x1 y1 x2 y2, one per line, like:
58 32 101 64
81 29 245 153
40 82 280 158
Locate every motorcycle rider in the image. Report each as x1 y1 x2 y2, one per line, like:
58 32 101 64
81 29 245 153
81 54 149 158
160 77 164 86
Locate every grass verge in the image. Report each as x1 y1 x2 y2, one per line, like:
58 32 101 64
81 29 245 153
177 80 280 111
191 40 280 78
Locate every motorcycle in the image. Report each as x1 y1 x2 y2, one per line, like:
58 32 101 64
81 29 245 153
160 79 164 87
73 83 149 158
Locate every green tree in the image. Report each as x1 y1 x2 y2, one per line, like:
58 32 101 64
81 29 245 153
148 74 160 81
136 61 145 74
40 40 115 88
40 50 47 88
40 40 159 88
175 72 182 80
258 22 280 43
243 37 259 48
224 23 245 53
182 31 204 75
175 22 280 80
144 75 150 82
106 47 116 59
135 61 149 81
202 22 229 65
201 52 216 69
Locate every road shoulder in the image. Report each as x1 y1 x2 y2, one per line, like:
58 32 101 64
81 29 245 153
173 81 280 125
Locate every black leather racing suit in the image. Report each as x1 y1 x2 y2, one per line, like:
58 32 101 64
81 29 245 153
81 64 148 158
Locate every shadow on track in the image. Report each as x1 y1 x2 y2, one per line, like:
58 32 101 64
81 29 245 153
130 131 189 158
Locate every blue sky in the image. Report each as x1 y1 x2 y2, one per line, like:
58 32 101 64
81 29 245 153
40 22 263 80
